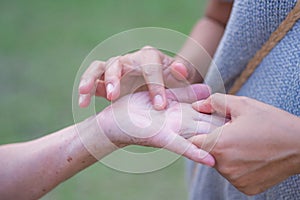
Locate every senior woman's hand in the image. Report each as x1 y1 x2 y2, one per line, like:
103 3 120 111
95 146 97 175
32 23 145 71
190 93 300 195
0 84 221 199
97 84 223 166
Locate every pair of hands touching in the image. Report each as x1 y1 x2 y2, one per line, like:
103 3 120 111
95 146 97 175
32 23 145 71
78 46 300 195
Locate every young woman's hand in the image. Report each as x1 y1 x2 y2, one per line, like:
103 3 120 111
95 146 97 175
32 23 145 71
190 93 300 195
97 84 224 167
78 46 201 110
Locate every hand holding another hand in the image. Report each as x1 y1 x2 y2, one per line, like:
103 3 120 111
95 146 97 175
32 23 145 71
190 94 300 195
96 85 226 167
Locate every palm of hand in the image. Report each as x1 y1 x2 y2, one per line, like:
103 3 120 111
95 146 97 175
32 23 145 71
99 87 221 167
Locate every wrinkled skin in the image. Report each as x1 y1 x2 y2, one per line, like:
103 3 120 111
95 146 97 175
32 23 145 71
98 85 226 166
78 46 198 110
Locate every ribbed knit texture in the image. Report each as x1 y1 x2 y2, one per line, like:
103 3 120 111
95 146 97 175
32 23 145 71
188 0 300 199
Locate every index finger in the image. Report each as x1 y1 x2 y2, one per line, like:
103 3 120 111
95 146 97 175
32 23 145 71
78 60 105 107
139 46 167 110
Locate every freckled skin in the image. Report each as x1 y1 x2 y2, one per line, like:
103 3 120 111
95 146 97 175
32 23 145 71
0 85 216 199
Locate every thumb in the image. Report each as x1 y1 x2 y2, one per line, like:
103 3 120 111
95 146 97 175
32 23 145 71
189 128 222 154
162 133 215 167
170 61 189 80
192 93 241 118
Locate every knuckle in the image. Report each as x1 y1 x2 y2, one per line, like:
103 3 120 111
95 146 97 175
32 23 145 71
210 93 222 101
140 46 159 57
150 86 164 95
143 64 161 76
218 165 234 177
210 132 225 155
91 60 102 66
142 45 155 50
235 96 251 106
212 146 223 158
90 60 105 70
106 56 119 66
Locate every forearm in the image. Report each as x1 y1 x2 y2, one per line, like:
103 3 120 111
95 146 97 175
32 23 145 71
176 18 225 82
0 116 116 200
176 0 232 83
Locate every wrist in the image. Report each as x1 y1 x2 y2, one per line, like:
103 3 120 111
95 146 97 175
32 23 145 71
76 114 119 160
96 107 131 148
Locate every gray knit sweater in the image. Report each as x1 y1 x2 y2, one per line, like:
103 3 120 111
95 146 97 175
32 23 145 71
188 0 300 199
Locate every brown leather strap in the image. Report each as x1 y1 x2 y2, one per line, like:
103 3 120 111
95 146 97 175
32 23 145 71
228 0 300 95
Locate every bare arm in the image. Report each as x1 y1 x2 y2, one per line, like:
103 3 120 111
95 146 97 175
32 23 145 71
78 0 233 110
0 85 217 199
0 117 116 200
175 0 233 83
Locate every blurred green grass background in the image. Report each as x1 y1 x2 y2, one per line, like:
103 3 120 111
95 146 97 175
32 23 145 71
0 0 206 199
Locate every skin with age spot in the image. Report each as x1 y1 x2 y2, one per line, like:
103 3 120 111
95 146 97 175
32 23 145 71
0 84 221 199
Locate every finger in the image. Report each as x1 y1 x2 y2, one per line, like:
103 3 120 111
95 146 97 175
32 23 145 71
78 94 91 108
140 50 166 110
170 58 202 84
79 60 105 94
78 61 105 107
79 81 99 108
192 112 228 127
140 48 166 109
192 93 240 117
170 61 188 80
180 121 218 139
104 57 121 101
119 53 142 75
142 66 166 110
163 133 215 167
189 127 223 154
166 84 211 103
95 80 107 97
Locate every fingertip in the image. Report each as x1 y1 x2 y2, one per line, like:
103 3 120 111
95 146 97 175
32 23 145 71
192 100 213 114
153 93 167 110
79 79 93 94
170 62 188 80
185 145 215 167
106 83 114 100
199 152 215 167
192 100 205 110
78 95 91 108
190 84 211 100
106 82 121 101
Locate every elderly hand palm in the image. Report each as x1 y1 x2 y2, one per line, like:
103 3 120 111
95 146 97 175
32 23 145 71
99 85 222 166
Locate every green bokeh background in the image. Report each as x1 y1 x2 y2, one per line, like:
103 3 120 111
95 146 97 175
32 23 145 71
0 0 206 199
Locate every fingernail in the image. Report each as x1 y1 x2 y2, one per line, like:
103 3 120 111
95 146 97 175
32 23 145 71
192 100 204 108
154 95 164 108
171 62 188 80
79 79 87 89
79 95 84 105
200 152 215 167
106 83 114 99
106 83 114 94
